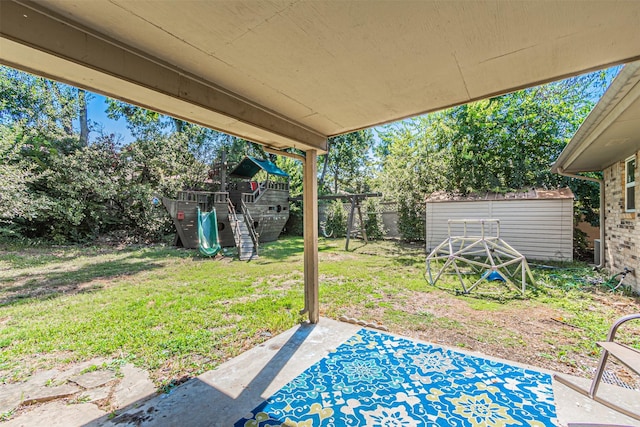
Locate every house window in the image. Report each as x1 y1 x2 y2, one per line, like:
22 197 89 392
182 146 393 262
625 155 636 212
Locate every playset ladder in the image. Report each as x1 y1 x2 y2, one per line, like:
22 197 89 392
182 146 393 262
227 199 258 261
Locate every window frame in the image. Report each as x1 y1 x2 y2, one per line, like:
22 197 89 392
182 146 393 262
625 155 636 213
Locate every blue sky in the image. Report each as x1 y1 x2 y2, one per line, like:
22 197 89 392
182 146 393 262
87 94 134 144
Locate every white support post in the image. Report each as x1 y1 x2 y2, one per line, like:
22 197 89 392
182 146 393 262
303 149 319 324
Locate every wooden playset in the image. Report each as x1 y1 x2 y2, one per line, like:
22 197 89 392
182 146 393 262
162 156 290 260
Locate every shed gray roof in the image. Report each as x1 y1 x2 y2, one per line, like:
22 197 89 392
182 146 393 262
426 188 574 203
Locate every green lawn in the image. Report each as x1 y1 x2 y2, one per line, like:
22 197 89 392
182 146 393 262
1 237 638 390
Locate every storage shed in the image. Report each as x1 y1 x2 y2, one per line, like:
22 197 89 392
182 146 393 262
426 188 574 261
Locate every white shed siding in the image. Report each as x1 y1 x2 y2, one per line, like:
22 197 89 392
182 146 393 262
426 198 573 261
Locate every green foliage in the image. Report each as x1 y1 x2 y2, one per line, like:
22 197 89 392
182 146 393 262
283 202 303 236
363 198 384 240
0 68 233 243
572 227 591 260
0 64 615 246
375 71 614 241
275 154 304 198
105 99 164 140
397 199 425 242
0 67 79 141
0 126 39 223
0 67 91 241
326 200 347 238
375 118 443 241
36 141 121 243
319 130 374 194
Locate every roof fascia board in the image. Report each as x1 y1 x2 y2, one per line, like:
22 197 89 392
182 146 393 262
0 0 327 152
553 62 640 173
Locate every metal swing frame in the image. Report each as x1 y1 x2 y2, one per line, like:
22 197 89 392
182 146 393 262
426 219 534 295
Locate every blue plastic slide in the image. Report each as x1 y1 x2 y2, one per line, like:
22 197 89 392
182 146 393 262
197 208 221 257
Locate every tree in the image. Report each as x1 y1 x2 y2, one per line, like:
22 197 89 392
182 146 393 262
439 76 598 194
375 70 613 241
0 66 81 147
0 125 40 228
1 69 210 242
0 67 86 239
375 117 449 240
319 130 374 194
78 89 90 146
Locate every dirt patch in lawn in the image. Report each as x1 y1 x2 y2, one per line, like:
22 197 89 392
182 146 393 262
319 252 359 262
333 287 640 384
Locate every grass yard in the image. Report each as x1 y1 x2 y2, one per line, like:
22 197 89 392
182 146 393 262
1 237 639 392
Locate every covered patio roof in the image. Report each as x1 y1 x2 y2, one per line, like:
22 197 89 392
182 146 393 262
2 1 640 152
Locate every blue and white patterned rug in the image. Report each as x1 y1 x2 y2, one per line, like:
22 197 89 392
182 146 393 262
236 329 558 426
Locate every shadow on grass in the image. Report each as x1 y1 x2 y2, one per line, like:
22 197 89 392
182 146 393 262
0 258 164 307
0 252 82 270
344 240 368 252
256 237 304 260
0 244 190 270
346 239 425 266
256 237 336 261
392 256 424 267
427 274 535 302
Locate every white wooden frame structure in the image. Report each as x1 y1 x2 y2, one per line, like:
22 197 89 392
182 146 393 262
426 219 534 295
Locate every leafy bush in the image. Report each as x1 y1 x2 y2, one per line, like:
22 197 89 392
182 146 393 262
3 131 201 243
397 199 425 242
573 227 593 262
363 198 385 240
325 200 347 238
283 202 303 236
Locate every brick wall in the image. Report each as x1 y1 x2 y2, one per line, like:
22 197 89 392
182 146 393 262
603 151 639 292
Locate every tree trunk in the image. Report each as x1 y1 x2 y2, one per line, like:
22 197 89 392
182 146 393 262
172 118 184 133
78 89 89 146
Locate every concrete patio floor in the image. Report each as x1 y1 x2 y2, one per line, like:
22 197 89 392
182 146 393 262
6 318 640 426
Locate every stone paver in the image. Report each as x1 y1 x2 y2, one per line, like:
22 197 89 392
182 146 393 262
113 364 156 409
1 379 81 413
0 383 24 414
20 383 80 405
22 369 61 385
71 370 116 389
82 386 111 403
0 359 150 424
56 358 108 382
3 401 105 427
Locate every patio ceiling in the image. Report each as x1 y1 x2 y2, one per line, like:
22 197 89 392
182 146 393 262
552 61 640 174
2 1 640 152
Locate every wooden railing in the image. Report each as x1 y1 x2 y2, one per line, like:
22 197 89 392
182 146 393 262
227 199 242 247
212 192 228 204
240 199 259 251
241 181 289 204
177 190 228 210
242 192 256 204
266 181 289 191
